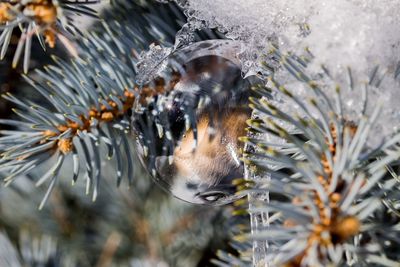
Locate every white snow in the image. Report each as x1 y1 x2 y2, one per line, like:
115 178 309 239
174 0 400 145
180 0 400 76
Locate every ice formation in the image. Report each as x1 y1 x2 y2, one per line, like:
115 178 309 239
174 0 400 145
181 0 400 75
135 44 173 85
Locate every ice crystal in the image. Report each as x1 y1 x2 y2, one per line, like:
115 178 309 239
135 44 173 85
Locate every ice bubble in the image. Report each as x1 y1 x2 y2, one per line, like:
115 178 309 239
133 40 263 205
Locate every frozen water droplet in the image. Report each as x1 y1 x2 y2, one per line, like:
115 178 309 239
133 40 263 205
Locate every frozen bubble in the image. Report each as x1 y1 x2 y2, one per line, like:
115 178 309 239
132 40 263 205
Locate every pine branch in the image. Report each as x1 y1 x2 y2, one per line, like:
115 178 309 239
0 1 246 266
0 0 226 208
0 48 181 208
232 49 400 266
0 0 102 73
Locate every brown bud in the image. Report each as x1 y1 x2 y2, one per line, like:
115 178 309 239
331 216 360 242
0 3 13 23
58 138 73 154
101 112 114 122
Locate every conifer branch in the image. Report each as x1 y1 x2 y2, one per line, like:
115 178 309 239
0 0 223 208
0 0 101 73
0 50 181 208
230 49 400 266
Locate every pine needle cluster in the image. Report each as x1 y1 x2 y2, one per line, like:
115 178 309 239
0 0 99 73
229 48 400 266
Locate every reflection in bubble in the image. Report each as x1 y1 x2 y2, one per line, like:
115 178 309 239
133 40 263 205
